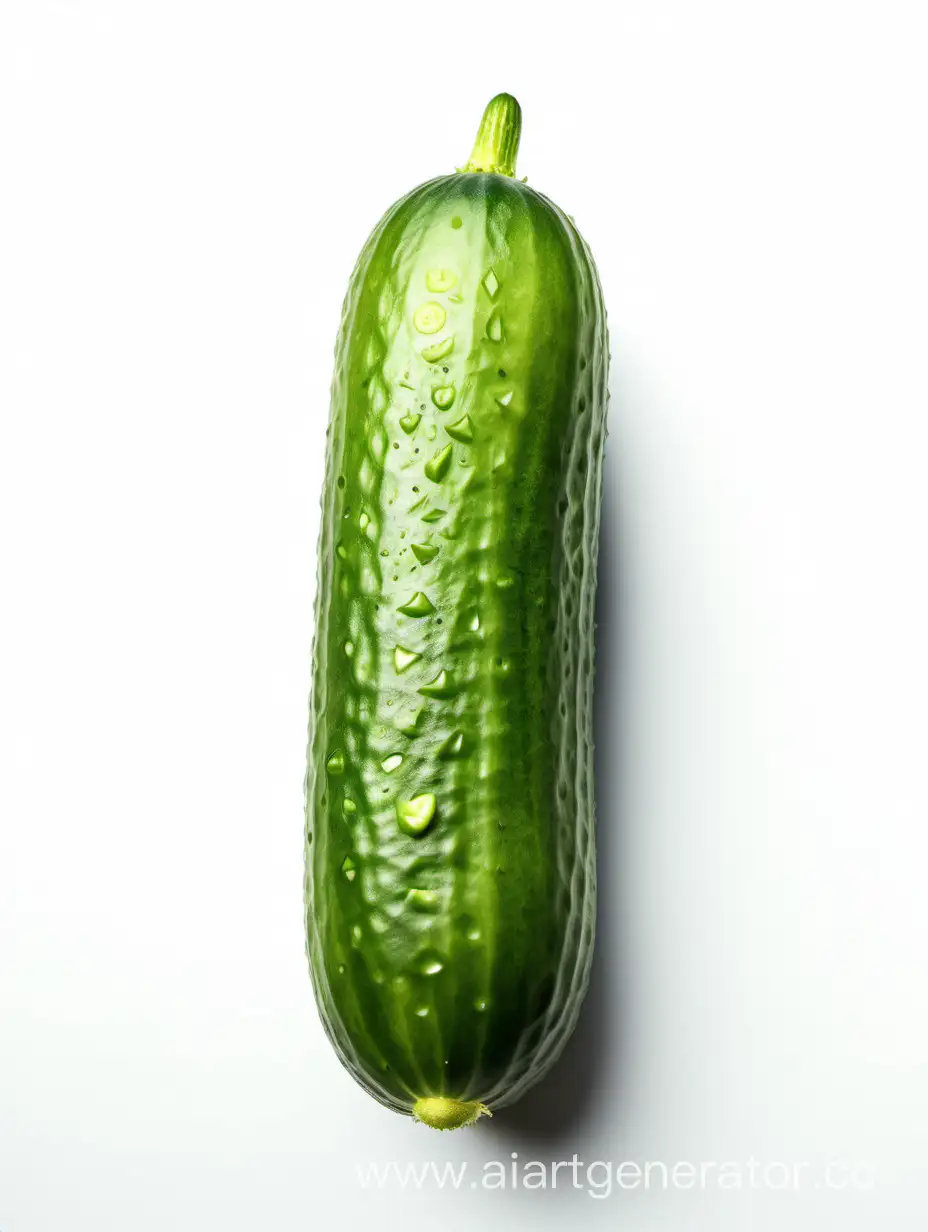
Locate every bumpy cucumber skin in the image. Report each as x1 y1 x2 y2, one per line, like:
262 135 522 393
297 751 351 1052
305 171 608 1115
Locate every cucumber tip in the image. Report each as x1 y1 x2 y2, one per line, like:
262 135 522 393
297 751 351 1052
412 1097 492 1130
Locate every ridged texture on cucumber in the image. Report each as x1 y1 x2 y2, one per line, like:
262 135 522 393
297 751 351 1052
305 123 608 1117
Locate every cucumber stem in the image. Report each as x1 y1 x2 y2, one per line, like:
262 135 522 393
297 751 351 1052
412 1097 492 1130
463 93 522 177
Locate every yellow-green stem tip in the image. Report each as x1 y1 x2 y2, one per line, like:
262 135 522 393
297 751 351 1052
462 93 522 177
412 1097 493 1130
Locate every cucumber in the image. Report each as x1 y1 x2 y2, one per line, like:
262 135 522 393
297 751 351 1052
305 94 608 1130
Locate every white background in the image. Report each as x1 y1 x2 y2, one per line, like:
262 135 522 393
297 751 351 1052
2 1 926 1228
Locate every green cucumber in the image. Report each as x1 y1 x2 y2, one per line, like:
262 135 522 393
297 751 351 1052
305 93 608 1130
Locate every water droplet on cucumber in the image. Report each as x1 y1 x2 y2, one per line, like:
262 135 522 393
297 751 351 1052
394 645 422 673
397 591 435 617
396 708 423 736
419 669 455 698
418 952 444 976
421 336 454 363
438 730 466 759
431 384 456 411
406 888 440 913
326 752 345 775
397 793 437 835
410 542 439 566
426 268 458 293
413 302 446 335
424 444 453 483
445 414 473 443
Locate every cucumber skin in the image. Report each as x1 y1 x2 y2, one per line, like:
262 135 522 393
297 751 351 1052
306 171 608 1115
